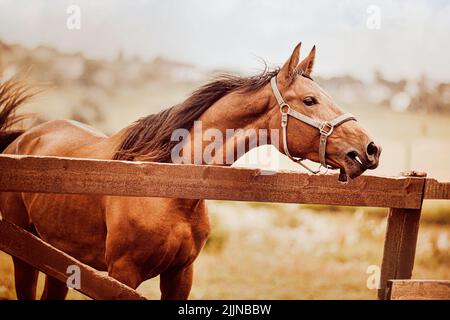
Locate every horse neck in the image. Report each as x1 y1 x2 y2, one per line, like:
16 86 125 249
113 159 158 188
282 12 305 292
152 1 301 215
183 84 274 165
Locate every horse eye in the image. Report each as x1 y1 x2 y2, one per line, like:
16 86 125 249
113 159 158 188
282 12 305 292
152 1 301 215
303 97 317 106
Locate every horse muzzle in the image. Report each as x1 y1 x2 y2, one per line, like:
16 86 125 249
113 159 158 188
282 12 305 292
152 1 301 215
339 141 381 181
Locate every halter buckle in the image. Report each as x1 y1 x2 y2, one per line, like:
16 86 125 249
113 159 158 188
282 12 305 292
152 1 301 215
319 121 334 136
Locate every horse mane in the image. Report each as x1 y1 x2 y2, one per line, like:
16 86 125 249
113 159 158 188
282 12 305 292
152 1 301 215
0 77 35 131
113 67 279 162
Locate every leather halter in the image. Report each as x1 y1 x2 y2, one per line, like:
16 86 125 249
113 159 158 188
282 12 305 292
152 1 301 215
270 76 356 174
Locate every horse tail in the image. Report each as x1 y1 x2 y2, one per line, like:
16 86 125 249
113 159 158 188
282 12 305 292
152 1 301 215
0 76 36 152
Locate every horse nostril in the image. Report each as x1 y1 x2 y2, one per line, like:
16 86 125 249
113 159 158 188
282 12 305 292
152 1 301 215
366 142 378 157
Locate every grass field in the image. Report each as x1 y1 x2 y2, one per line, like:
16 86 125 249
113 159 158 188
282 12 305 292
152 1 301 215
1 201 449 300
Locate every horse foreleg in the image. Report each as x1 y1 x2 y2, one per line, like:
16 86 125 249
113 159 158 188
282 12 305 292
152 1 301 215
40 275 68 300
160 264 193 300
1 192 39 300
12 257 39 300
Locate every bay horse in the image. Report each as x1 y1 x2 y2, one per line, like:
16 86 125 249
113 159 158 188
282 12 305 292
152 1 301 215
0 43 381 300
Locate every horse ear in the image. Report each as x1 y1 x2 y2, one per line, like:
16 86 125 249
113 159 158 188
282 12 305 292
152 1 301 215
278 42 302 85
298 45 316 77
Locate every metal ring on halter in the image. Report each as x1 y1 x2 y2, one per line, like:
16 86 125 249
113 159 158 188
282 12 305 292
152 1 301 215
317 164 329 175
304 162 329 175
279 103 290 114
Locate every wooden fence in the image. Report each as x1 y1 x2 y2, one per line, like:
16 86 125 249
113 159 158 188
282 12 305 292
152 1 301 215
0 154 449 300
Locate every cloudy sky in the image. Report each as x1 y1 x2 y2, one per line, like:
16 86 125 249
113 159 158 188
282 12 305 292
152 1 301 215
0 0 449 81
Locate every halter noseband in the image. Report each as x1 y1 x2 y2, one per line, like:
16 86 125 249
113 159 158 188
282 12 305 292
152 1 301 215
270 76 356 174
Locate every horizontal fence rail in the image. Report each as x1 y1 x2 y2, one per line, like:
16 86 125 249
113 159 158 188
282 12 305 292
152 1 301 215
423 178 450 200
1 154 448 208
388 280 450 300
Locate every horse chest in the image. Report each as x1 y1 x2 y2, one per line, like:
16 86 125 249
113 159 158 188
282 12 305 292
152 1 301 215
105 198 210 279
121 220 207 280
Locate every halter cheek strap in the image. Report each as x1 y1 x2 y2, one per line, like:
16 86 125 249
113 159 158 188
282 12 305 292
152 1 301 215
270 76 356 174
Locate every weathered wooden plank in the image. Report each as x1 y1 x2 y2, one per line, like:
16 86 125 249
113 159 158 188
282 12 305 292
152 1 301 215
388 280 450 300
378 172 426 300
0 219 146 300
0 154 425 208
424 178 450 199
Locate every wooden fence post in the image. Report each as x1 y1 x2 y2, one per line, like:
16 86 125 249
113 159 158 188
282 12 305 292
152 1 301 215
378 171 427 300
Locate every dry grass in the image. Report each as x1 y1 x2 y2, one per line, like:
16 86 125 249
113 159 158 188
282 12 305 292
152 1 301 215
1 201 448 300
